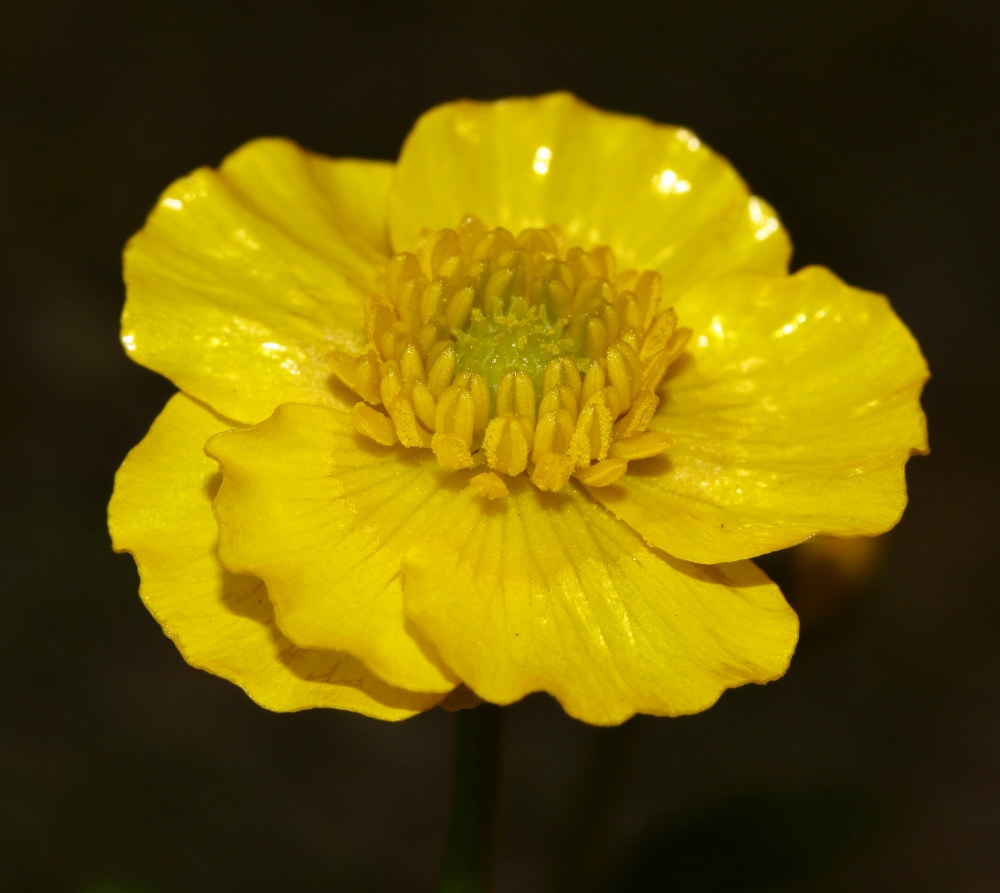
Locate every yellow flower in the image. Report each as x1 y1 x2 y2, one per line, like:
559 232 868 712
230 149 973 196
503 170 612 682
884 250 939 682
108 93 928 725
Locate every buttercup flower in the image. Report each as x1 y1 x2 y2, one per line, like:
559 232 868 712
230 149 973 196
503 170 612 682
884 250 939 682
109 93 928 725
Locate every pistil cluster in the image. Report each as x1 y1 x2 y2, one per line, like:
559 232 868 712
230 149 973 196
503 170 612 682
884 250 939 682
328 215 690 497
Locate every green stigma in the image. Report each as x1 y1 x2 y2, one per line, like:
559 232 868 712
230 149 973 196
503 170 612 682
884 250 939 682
454 301 577 396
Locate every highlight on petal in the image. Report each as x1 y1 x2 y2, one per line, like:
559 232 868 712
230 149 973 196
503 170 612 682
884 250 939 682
122 139 394 425
590 267 930 564
206 406 459 696
389 92 790 301
206 402 798 725
108 392 442 720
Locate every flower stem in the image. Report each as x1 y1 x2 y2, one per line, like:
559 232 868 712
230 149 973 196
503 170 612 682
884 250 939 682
439 703 504 893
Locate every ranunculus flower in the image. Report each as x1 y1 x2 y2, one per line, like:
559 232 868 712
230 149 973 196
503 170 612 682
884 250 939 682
109 93 928 725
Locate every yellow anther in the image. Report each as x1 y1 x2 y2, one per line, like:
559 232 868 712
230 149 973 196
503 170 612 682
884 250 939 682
473 227 516 261
585 317 609 358
446 283 477 330
568 245 615 282
465 258 493 293
542 356 582 400
574 457 628 487
335 216 689 493
379 323 413 362
364 294 395 348
457 214 487 253
633 269 663 330
581 360 607 404
600 303 621 343
495 248 528 272
326 348 358 392
584 384 623 421
530 453 575 492
608 430 673 460
395 274 427 328
616 269 640 293
353 349 382 404
538 384 578 420
620 329 641 352
532 409 575 463
385 251 422 299
515 227 558 255
606 346 633 408
616 290 643 333
613 390 659 438
379 360 403 405
495 370 536 431
640 349 671 395
569 402 613 465
471 471 508 500
427 342 457 397
600 385 624 420
416 323 441 356
664 326 693 362
385 395 431 448
639 307 678 360
483 414 530 477
411 381 437 430
540 276 573 321
420 278 450 325
399 342 426 385
435 385 476 448
483 267 527 316
417 227 462 279
352 402 397 446
615 339 644 388
460 372 490 431
426 338 450 369
570 279 613 334
432 432 473 470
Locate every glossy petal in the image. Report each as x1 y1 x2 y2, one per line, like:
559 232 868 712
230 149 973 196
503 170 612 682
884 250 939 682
206 406 459 695
122 139 393 424
590 267 929 564
207 403 798 725
109 392 441 720
389 92 790 299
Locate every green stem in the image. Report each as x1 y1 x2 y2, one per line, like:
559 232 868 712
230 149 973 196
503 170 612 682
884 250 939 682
550 721 637 893
439 703 504 893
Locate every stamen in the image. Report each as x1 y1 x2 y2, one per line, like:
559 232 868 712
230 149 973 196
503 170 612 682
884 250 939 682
472 471 509 500
329 215 691 492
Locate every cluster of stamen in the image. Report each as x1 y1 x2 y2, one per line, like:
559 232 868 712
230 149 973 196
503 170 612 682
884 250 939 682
328 215 690 498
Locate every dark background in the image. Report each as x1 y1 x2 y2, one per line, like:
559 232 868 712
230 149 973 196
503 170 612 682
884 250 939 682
1 1 997 890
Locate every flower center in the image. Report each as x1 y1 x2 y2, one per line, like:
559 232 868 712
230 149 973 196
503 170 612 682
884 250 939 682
328 215 690 497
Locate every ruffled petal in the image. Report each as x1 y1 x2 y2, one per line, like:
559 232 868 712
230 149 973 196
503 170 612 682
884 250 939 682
589 267 930 564
122 139 393 424
389 92 789 299
206 403 797 725
108 392 441 720
205 405 459 695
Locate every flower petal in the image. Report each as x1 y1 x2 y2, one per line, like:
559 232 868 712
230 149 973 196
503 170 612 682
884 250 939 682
389 92 789 299
205 405 460 695
206 402 797 725
590 267 930 564
109 392 441 720
123 139 393 424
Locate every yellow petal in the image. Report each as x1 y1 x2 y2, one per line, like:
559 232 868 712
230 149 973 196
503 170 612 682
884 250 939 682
401 478 797 725
205 404 459 695
590 267 929 564
108 393 441 720
390 92 789 300
123 138 393 424
205 402 797 725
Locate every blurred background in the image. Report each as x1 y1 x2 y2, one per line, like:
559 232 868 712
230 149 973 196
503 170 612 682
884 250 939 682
1 1 997 890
